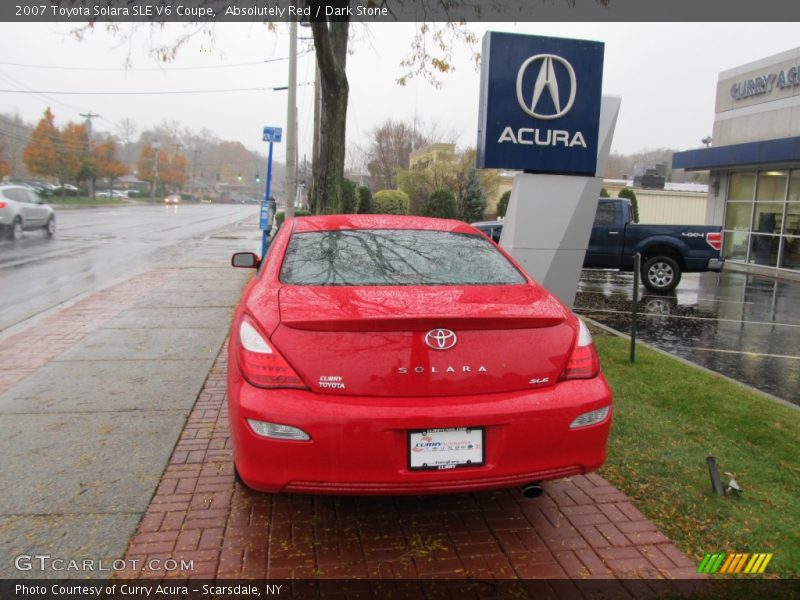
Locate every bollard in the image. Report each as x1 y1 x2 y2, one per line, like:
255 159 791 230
706 455 726 496
630 252 640 363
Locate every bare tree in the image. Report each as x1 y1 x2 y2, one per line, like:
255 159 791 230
365 119 430 191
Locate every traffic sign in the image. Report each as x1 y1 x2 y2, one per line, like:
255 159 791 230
263 127 282 143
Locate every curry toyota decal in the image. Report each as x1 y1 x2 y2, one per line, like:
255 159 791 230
477 32 604 175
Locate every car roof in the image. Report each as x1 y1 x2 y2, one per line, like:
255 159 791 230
291 214 479 234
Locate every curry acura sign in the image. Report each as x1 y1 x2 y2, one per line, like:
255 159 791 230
477 32 604 175
730 66 800 100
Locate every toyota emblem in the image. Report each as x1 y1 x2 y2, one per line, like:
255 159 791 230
424 329 457 351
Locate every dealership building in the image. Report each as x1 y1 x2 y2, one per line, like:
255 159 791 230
674 47 800 276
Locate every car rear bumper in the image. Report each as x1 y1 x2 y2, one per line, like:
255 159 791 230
707 258 725 271
228 364 613 495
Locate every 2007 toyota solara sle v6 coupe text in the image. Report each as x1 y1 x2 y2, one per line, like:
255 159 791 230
228 215 612 495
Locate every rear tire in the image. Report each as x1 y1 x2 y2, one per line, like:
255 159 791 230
45 216 56 237
9 218 23 241
642 256 681 293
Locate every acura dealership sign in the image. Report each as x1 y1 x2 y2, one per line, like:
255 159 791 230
477 32 604 175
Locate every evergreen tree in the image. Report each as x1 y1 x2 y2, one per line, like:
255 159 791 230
618 187 640 223
496 190 511 218
461 168 487 222
340 178 358 213
356 186 374 214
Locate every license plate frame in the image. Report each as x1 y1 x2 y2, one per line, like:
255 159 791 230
408 427 485 471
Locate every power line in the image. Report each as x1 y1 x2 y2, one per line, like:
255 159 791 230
0 69 86 117
0 83 314 96
0 51 314 72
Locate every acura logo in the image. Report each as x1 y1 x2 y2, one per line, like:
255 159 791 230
516 54 577 120
424 329 457 351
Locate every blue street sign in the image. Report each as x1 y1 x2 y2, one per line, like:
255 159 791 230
260 126 281 258
262 127 283 143
477 32 604 176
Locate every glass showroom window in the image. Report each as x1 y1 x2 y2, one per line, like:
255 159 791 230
782 171 800 270
723 171 756 262
749 170 787 267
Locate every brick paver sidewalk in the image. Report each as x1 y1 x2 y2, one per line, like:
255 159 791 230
122 343 705 595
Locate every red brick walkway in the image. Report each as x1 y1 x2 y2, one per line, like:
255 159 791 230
122 343 705 594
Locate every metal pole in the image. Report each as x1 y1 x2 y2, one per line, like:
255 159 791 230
150 141 161 200
285 21 298 219
80 111 99 198
630 252 641 363
261 141 275 258
189 148 199 201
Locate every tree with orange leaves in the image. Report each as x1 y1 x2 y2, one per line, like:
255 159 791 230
138 146 186 194
23 108 87 192
59 122 86 187
160 152 187 189
0 141 10 180
94 138 127 188
23 108 60 180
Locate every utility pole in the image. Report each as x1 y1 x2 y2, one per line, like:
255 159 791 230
151 141 161 200
80 111 99 198
285 20 298 219
189 148 199 201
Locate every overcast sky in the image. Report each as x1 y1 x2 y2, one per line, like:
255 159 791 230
1 22 799 167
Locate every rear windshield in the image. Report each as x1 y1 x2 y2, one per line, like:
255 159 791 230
280 229 526 286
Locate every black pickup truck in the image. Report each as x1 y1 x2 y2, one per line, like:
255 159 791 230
473 198 724 293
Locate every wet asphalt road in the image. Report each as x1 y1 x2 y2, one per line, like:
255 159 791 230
575 269 800 406
0 203 255 333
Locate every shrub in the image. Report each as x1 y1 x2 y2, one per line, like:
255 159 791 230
618 187 639 223
373 189 410 215
423 188 458 219
496 190 511 218
275 208 313 226
340 178 359 214
356 186 374 214
600 187 610 198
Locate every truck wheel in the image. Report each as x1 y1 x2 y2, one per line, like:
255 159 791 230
642 256 681 293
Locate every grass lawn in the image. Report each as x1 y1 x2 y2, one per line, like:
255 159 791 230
48 196 127 205
594 334 800 578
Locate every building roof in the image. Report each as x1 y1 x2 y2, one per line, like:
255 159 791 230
673 136 800 171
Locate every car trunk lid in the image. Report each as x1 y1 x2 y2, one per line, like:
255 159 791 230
268 285 574 397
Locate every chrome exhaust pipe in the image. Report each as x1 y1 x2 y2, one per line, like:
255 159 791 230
521 482 544 499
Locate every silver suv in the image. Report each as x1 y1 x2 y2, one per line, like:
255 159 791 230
0 184 56 241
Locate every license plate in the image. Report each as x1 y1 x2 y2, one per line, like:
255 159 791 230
408 427 484 471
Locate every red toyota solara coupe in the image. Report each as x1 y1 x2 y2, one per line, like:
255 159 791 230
228 215 612 495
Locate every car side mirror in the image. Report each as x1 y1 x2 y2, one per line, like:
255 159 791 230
231 252 260 269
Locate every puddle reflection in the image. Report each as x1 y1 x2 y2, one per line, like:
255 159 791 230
575 270 800 405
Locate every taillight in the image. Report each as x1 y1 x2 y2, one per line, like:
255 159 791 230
706 231 722 251
0 202 6 208
237 315 307 389
560 318 600 380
